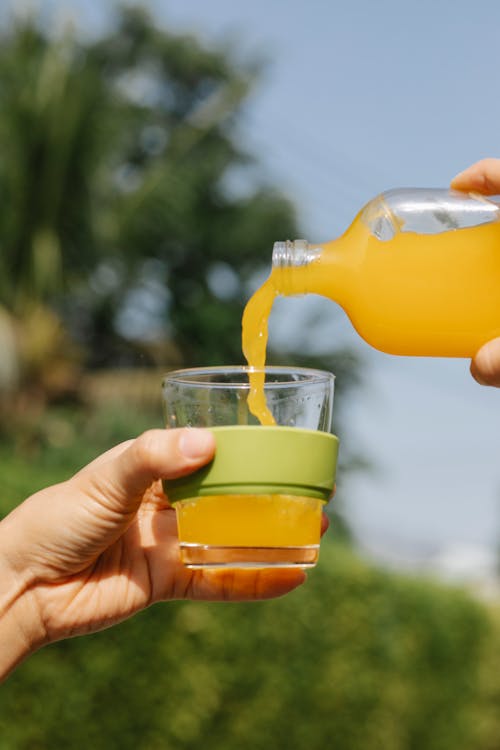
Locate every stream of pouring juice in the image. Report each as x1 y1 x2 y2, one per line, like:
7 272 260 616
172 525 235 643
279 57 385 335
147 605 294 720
241 279 278 425
176 277 321 566
176 249 310 566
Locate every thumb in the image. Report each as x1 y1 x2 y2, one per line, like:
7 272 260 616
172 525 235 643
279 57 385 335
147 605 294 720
451 158 500 194
1 429 216 582
470 338 500 387
74 428 216 515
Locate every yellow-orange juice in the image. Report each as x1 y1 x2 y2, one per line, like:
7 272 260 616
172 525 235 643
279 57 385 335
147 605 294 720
176 493 323 567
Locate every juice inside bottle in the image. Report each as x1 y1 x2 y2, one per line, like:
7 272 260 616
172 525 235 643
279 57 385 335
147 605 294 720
306 211 500 357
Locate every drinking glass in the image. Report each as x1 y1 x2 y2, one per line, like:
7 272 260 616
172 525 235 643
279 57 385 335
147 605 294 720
162 366 338 568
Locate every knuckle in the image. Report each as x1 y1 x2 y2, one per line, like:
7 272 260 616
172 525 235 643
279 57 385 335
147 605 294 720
133 429 163 468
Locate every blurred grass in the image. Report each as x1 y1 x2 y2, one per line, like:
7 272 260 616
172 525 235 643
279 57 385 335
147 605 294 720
0 396 163 516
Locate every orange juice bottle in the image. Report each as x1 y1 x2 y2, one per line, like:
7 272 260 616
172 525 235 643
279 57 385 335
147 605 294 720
265 188 500 357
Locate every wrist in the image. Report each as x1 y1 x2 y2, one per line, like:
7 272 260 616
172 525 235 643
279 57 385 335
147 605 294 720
0 593 46 682
0 517 47 682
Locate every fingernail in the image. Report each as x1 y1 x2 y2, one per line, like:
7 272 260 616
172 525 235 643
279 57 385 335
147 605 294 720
179 429 215 459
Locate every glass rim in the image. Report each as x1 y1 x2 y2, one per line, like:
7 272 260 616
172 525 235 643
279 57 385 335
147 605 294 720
162 365 335 389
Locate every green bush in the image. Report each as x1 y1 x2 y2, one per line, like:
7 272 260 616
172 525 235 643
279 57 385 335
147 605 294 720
0 402 160 516
2 404 500 749
1 540 499 750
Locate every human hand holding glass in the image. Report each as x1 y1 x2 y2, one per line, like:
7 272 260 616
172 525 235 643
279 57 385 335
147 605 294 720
0 427 315 682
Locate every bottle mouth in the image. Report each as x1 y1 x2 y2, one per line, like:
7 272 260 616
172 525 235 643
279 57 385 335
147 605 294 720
271 240 321 295
272 239 317 268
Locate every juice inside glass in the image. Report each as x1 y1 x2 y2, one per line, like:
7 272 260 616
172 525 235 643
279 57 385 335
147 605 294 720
162 366 338 569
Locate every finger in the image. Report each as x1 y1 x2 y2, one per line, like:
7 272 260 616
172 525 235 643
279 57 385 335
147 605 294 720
73 428 216 514
140 480 171 511
470 338 500 387
451 158 500 194
184 567 307 602
320 511 330 536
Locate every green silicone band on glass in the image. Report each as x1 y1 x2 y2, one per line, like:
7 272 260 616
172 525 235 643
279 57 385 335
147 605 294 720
163 425 339 504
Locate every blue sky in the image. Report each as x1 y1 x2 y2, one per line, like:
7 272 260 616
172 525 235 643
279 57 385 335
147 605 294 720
7 0 500 567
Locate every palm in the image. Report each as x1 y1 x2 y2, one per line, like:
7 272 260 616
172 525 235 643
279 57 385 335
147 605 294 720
31 503 182 641
28 489 308 644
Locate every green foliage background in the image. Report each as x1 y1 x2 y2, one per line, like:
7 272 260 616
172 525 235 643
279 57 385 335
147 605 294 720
1 407 500 750
2 539 500 750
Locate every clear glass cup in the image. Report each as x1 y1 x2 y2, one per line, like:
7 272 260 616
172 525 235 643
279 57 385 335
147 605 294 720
162 366 338 569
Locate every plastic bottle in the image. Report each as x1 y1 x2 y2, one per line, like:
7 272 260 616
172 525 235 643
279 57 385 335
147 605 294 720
270 188 500 357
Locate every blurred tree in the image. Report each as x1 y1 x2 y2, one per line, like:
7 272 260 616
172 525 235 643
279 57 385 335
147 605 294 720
0 6 362 376
0 7 295 368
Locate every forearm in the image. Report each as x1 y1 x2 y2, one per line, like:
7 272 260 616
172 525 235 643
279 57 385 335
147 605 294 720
0 515 45 683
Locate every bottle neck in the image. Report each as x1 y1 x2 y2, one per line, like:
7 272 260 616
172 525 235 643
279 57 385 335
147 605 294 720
271 239 322 295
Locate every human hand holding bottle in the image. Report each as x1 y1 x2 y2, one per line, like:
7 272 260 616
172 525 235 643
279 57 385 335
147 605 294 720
451 158 500 386
0 428 313 682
